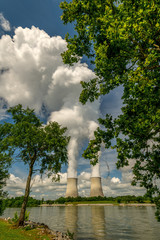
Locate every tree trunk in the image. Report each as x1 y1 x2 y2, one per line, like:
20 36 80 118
17 159 35 226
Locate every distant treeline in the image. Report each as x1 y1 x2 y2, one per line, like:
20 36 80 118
3 196 42 208
3 195 154 208
46 195 154 204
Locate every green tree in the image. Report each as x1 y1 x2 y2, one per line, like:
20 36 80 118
0 154 10 215
0 104 70 226
60 0 160 220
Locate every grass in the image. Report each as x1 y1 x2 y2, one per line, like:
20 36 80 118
65 200 115 205
0 218 51 240
64 200 151 205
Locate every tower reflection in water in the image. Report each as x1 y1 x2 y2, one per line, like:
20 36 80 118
65 205 106 240
91 206 106 240
65 206 78 239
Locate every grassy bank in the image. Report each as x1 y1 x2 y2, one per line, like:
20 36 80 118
41 201 155 207
3 195 154 208
47 195 154 205
0 219 51 240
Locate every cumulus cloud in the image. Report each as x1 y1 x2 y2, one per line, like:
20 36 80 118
0 25 101 179
5 168 145 200
5 173 67 200
1 26 144 198
0 13 11 31
111 177 121 184
0 26 67 112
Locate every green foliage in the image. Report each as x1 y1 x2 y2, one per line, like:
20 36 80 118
116 198 121 204
11 211 30 224
0 219 51 240
46 199 54 205
0 104 70 176
25 210 30 221
0 104 70 225
136 196 145 203
66 229 74 240
4 196 41 208
0 153 11 215
11 212 19 223
24 225 32 231
53 195 150 204
0 199 6 216
60 0 160 218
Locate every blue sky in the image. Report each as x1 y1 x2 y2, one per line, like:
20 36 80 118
0 0 73 37
0 0 145 199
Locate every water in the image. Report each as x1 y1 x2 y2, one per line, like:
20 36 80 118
2 205 160 240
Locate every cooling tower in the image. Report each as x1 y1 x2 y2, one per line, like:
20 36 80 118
90 177 104 197
65 178 78 197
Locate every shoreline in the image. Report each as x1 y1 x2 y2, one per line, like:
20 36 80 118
0 218 72 240
39 203 156 207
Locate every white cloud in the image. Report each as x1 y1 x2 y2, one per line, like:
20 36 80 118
5 172 67 200
0 26 146 199
0 26 101 179
5 168 146 200
111 177 121 184
0 26 66 112
0 109 8 121
15 191 24 196
0 13 11 31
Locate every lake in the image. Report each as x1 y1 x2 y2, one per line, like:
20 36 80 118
2 205 160 240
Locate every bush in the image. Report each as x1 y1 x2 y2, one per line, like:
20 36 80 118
11 211 30 224
11 212 19 223
0 199 5 216
3 196 41 208
136 196 144 203
117 198 121 203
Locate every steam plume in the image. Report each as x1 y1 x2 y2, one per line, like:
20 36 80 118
0 26 101 178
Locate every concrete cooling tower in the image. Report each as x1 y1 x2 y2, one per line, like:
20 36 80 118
90 177 104 197
65 178 78 197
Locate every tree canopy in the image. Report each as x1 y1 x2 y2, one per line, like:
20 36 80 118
0 104 70 225
60 0 160 220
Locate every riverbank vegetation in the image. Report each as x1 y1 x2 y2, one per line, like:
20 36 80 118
60 0 160 221
49 195 154 205
0 218 51 240
3 197 42 208
2 195 155 208
0 105 69 226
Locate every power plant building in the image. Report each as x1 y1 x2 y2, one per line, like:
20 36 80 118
65 178 78 197
65 176 104 197
90 177 104 197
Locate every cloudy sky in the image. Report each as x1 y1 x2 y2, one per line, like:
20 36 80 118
0 0 145 200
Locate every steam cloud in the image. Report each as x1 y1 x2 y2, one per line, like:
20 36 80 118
0 26 101 178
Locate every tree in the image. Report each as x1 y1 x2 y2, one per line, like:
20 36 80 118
60 0 160 220
0 104 70 225
0 154 10 215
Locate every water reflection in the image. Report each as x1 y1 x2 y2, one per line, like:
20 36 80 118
91 206 106 240
2 205 160 240
65 206 78 239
